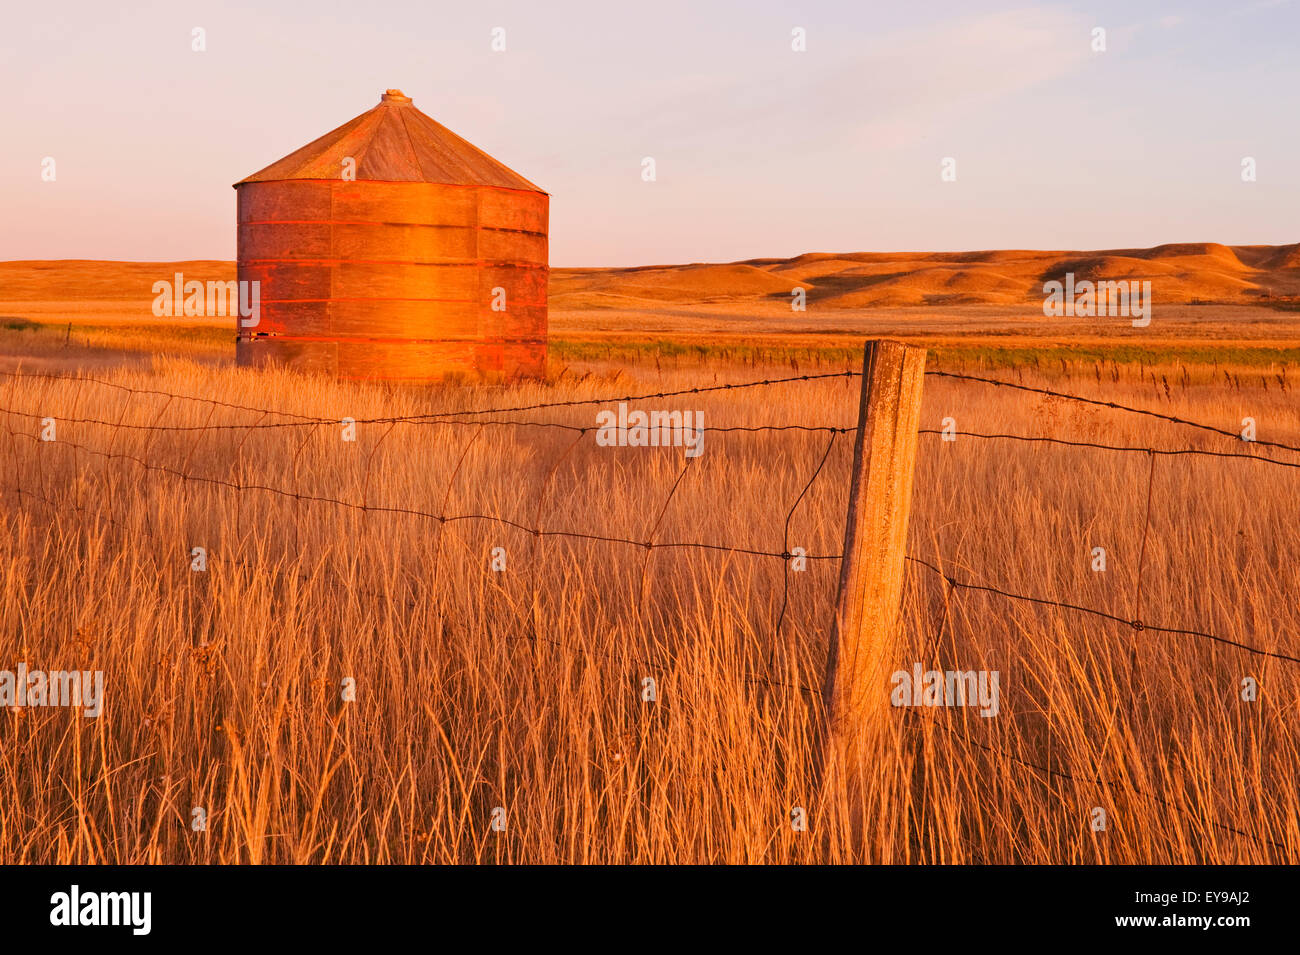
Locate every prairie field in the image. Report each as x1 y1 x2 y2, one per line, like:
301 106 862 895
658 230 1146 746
1 326 1298 863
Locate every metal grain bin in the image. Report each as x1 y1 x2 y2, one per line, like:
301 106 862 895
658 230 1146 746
233 90 548 380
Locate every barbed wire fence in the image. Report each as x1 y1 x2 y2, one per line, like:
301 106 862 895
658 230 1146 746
0 353 1296 856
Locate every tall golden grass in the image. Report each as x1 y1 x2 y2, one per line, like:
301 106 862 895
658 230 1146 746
0 352 1296 863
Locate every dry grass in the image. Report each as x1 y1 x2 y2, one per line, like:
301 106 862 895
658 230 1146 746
0 349 1297 863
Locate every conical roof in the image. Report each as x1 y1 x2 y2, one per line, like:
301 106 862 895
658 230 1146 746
234 89 545 193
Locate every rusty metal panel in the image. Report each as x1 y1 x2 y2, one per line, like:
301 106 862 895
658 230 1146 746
478 228 547 263
478 190 549 233
238 222 333 260
236 338 339 374
500 304 547 340
336 341 480 380
239 180 332 223
330 223 477 262
503 341 546 377
239 261 333 301
327 261 478 301
328 300 481 339
331 182 479 226
480 265 548 307
251 301 331 337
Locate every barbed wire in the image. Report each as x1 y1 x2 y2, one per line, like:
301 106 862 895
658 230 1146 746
0 403 851 435
6 365 1298 461
927 369 1300 456
5 366 1297 666
0 473 821 686
903 554 1300 664
0 419 844 562
0 478 681 673
0 368 323 421
9 414 1292 665
0 367 858 430
919 428 1300 470
3 361 1298 858
771 429 841 667
5 362 1299 480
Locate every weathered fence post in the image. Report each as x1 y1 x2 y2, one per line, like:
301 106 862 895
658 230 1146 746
822 339 927 775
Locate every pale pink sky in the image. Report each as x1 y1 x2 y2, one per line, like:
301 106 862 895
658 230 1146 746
2 0 1297 266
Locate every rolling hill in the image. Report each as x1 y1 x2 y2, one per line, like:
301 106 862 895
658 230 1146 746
549 242 1300 309
1 243 1297 329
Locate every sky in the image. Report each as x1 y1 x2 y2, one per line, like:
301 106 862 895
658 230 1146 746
1 0 1297 266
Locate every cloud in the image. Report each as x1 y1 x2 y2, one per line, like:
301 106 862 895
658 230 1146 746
837 6 1096 149
577 5 1101 161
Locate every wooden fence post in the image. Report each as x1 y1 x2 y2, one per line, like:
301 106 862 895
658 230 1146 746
822 339 927 770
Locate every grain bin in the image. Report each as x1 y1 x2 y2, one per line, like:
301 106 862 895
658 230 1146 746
233 89 548 380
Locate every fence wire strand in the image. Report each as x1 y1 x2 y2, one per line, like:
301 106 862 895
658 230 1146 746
3 362 1299 858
